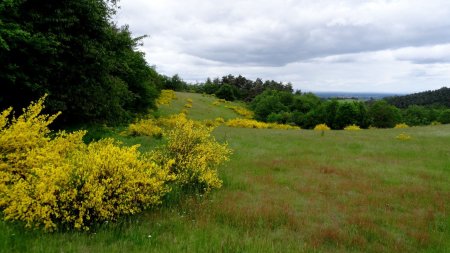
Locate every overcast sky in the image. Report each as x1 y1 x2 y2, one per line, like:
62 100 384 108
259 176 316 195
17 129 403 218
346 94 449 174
115 0 450 93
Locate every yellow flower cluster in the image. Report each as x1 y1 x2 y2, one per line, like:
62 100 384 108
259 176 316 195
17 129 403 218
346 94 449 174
396 133 412 141
126 118 163 138
394 123 409 129
225 105 254 118
156 89 177 106
226 118 300 130
344 124 361 131
157 113 188 129
314 123 331 131
215 117 225 124
151 115 232 192
0 98 172 231
201 117 226 128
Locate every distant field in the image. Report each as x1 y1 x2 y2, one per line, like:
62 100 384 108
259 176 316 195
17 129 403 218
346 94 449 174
1 92 449 253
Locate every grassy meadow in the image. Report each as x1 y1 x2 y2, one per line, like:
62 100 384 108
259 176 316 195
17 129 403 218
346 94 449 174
1 92 449 253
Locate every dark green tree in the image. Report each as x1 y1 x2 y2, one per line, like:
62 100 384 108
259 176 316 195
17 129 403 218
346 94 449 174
215 84 238 101
0 0 160 124
438 109 450 124
369 101 402 128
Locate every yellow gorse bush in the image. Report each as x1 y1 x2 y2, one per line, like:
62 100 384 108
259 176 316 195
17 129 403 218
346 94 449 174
225 105 254 119
215 117 225 124
0 97 173 231
126 118 163 137
151 115 232 192
226 118 300 130
314 124 331 131
394 123 409 129
344 124 361 131
156 89 177 106
396 133 411 141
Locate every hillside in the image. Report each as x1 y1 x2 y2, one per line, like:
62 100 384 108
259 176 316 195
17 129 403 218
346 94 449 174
1 92 449 253
385 87 450 108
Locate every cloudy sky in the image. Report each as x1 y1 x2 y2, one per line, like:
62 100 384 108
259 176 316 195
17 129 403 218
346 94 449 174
115 0 450 93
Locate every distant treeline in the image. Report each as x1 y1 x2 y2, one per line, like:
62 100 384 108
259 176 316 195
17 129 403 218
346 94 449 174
162 74 294 102
385 87 450 108
162 75 450 128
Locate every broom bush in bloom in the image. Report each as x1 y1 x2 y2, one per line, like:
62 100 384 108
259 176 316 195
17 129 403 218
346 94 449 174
394 123 409 129
156 89 177 106
226 118 300 130
225 106 254 118
151 116 232 192
314 123 330 136
396 133 411 141
0 97 173 231
344 124 361 131
215 117 225 124
126 118 163 138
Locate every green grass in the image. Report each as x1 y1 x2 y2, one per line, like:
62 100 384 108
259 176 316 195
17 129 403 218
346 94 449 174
1 92 449 253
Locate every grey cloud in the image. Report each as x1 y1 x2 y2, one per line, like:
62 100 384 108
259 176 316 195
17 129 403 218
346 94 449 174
115 0 450 92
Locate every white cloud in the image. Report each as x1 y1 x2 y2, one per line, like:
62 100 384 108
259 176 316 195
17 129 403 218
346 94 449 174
115 0 450 92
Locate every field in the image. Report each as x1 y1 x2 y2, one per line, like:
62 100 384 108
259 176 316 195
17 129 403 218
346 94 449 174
1 92 449 253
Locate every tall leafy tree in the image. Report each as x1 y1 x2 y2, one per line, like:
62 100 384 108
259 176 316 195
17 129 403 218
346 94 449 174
0 0 160 124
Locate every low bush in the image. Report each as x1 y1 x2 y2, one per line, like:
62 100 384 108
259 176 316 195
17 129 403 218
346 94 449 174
151 116 231 192
344 124 361 131
156 89 177 106
226 118 300 130
126 118 163 138
394 123 409 129
0 97 172 231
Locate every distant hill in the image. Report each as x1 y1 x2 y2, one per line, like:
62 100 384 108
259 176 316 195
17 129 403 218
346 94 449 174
385 87 450 108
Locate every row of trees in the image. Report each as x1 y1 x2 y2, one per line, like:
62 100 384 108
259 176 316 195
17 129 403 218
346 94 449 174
0 0 163 125
163 74 294 102
385 87 450 108
250 90 450 129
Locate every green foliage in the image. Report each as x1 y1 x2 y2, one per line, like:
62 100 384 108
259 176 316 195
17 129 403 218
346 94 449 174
438 109 450 124
369 100 402 128
250 90 291 121
215 84 238 101
193 75 293 102
162 74 188 91
0 0 161 125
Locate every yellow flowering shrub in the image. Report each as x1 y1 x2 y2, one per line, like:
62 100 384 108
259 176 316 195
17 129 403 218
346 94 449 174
156 89 177 106
215 117 225 124
202 119 220 128
344 124 361 131
314 124 331 131
226 118 300 130
126 118 163 138
184 103 192 108
157 113 188 129
314 123 331 136
394 123 409 129
186 98 193 103
152 116 231 192
396 133 411 141
0 98 173 231
225 105 254 118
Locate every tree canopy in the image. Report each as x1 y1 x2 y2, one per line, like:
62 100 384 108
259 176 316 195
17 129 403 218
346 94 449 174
0 0 162 124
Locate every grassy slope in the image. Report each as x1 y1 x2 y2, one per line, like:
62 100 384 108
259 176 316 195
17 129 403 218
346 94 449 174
1 92 449 253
